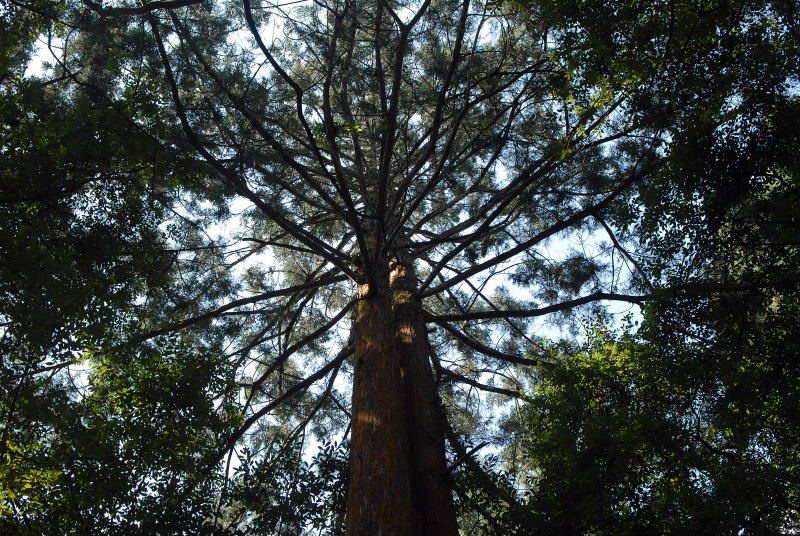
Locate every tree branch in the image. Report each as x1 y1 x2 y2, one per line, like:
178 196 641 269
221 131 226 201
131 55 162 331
211 344 353 473
434 321 552 368
438 367 523 399
421 165 651 296
148 15 358 280
429 292 646 322
125 272 347 346
82 0 202 17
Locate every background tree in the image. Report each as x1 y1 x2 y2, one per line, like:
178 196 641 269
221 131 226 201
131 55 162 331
1 1 241 532
496 1 800 534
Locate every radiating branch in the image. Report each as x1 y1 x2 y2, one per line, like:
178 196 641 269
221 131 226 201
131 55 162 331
439 367 524 399
429 292 646 322
209 344 353 474
421 166 652 296
148 15 358 279
434 321 552 368
124 272 347 346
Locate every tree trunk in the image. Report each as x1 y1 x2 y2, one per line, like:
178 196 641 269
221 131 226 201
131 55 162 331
347 273 415 536
391 260 460 536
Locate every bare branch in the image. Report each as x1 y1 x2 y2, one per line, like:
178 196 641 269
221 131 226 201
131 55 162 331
244 299 356 405
434 321 552 368
126 271 347 346
595 214 655 290
429 292 646 322
211 344 353 472
446 441 489 473
439 367 523 398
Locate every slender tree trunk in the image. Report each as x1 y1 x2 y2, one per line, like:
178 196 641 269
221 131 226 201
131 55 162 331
347 269 415 536
391 259 460 536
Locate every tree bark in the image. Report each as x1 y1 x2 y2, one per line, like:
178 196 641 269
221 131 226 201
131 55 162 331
391 259 460 536
347 271 415 536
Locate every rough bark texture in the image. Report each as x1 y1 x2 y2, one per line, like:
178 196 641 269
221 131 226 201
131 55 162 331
391 260 460 536
347 275 415 536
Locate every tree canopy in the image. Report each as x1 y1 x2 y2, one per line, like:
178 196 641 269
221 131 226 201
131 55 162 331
1 0 798 534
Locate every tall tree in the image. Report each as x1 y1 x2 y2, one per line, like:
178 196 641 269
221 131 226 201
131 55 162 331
1 0 797 534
